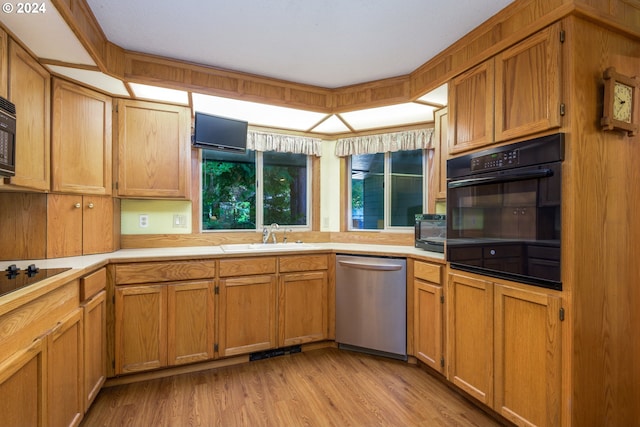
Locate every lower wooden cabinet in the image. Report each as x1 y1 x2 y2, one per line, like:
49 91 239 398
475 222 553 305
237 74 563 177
218 274 277 357
413 260 444 373
48 308 84 427
82 290 106 412
0 337 47 427
167 281 215 366
278 271 328 346
447 271 562 427
114 280 215 375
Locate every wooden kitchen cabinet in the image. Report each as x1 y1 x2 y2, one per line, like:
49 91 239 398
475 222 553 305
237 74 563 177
115 99 190 199
447 270 562 426
494 23 562 142
47 194 117 258
80 268 107 412
48 307 84 427
218 274 277 357
448 59 494 155
413 261 444 373
167 280 215 366
434 107 448 201
113 260 217 374
278 254 329 346
3 39 50 191
447 272 494 406
51 78 112 195
0 337 47 427
115 284 167 374
0 28 7 98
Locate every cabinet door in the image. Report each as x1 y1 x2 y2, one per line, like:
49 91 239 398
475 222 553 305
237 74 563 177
219 275 276 357
116 99 190 199
82 290 106 413
167 280 215 366
494 285 561 427
48 308 83 427
278 271 328 346
414 280 443 373
0 337 47 427
494 23 562 142
447 272 494 406
82 195 115 255
6 39 50 191
448 59 494 154
0 29 7 98
115 285 167 374
435 107 448 200
47 193 83 258
52 79 112 195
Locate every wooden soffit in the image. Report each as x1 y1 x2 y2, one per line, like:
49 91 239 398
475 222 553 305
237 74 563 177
51 0 640 113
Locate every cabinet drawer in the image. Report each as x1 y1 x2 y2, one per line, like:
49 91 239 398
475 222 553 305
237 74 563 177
414 261 442 284
115 260 216 285
80 267 106 301
279 254 328 273
219 257 276 277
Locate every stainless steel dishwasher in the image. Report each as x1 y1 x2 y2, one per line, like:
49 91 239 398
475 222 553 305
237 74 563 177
335 254 407 360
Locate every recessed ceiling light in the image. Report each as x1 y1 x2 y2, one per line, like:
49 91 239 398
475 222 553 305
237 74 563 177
192 93 328 131
340 103 436 130
130 83 189 104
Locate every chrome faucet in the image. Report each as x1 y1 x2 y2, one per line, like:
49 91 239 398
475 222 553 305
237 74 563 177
262 223 279 244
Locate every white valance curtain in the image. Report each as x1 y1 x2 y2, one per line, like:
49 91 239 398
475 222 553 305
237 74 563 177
247 130 323 157
334 128 434 157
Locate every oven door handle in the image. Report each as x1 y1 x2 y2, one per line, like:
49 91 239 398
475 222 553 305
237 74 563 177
448 168 554 188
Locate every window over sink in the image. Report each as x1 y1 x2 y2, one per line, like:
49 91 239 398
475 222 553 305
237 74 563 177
201 149 311 231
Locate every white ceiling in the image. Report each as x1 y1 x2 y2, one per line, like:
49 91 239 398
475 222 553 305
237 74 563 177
86 0 513 88
0 0 513 134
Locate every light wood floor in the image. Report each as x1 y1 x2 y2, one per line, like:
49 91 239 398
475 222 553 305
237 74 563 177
81 347 504 427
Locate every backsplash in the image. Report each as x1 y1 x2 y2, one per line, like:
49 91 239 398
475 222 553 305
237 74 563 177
121 200 192 234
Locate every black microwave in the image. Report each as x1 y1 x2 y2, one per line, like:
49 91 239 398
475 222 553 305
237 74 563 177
0 96 16 177
415 214 446 253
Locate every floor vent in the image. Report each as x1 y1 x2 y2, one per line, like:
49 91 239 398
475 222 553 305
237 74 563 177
249 345 302 361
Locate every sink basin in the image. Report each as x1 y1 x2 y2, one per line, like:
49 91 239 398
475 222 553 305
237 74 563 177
220 242 320 253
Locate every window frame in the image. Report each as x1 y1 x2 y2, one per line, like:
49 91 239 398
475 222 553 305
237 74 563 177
199 149 313 232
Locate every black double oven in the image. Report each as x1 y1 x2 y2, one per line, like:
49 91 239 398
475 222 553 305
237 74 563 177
446 133 564 290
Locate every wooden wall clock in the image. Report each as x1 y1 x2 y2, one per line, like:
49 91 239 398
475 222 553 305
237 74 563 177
601 67 638 136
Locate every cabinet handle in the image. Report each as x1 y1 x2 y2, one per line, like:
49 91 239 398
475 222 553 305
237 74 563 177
88 203 94 209
74 203 81 209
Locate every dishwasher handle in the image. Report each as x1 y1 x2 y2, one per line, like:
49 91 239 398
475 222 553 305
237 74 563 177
337 259 404 271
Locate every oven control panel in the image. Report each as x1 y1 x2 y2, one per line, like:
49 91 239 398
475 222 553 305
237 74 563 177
470 148 519 171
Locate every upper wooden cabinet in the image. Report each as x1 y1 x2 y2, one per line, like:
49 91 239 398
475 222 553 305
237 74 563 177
47 194 117 258
494 23 562 142
0 28 8 99
4 39 50 191
52 79 112 195
115 99 190 199
448 59 494 154
448 23 563 153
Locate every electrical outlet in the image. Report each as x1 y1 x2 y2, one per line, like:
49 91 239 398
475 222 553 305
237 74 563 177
173 214 187 228
139 214 149 228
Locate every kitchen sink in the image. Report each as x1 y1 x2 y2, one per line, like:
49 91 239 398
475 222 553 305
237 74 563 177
220 242 320 253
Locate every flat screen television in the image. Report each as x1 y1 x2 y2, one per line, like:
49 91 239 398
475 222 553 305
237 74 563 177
193 111 248 153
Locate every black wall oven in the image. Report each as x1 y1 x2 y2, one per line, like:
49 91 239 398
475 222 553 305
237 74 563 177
446 133 564 290
0 96 16 177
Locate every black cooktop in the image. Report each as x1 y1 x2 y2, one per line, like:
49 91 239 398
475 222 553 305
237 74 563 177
1 264 71 297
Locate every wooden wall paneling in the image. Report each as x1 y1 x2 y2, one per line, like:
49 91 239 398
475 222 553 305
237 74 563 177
0 193 47 261
564 16 640 427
